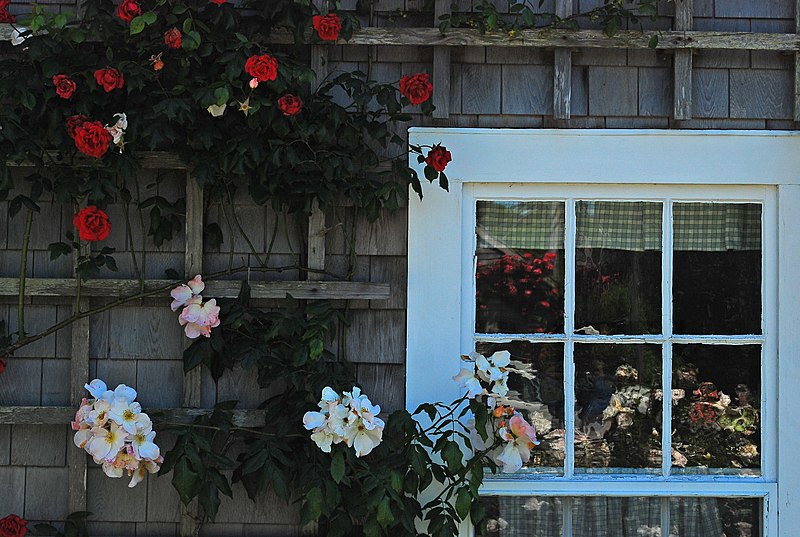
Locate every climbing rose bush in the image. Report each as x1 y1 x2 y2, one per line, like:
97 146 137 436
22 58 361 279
72 379 162 488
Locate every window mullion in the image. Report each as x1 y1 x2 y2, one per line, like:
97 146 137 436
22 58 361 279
564 199 577 480
662 199 674 537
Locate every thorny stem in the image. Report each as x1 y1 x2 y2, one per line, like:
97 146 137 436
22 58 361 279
157 421 306 439
16 209 34 343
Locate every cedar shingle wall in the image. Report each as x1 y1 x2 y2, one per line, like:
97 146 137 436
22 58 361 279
1 0 796 534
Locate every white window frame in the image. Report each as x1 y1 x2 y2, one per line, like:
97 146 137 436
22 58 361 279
406 129 800 536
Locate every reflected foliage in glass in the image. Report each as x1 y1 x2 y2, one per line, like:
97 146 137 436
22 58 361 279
476 201 565 334
672 345 761 472
573 345 663 471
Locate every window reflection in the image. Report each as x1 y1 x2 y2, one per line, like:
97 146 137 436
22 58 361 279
573 345 662 472
672 345 761 473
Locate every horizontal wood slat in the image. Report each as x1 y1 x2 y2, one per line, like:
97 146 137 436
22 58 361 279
3 25 800 51
6 151 186 169
0 406 267 427
0 278 390 300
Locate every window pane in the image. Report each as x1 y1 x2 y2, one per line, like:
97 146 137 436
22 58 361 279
673 203 761 335
669 497 761 537
573 497 661 537
574 344 662 472
476 201 565 334
672 345 761 473
575 201 662 335
480 496 564 537
476 342 565 471
477 497 761 537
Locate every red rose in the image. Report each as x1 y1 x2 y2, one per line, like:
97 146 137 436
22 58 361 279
245 54 278 83
73 206 112 242
164 28 182 49
115 0 141 23
66 114 90 140
74 121 112 159
94 67 124 93
425 145 452 173
0 514 28 537
52 74 76 99
0 8 14 23
313 13 342 41
400 73 433 106
209 0 226 4
277 94 303 117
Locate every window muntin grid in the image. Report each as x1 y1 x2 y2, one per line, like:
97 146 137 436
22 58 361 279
471 195 766 479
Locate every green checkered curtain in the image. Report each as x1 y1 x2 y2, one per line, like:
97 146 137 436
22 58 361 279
476 201 761 252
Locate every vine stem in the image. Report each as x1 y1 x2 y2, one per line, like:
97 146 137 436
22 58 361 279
16 208 34 343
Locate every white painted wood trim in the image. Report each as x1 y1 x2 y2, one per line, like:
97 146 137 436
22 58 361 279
777 184 800 536
408 129 800 185
406 129 795 536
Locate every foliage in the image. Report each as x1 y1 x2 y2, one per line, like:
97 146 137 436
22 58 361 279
30 511 92 537
440 0 660 42
164 283 516 536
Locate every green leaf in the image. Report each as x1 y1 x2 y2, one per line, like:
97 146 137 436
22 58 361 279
648 34 659 49
182 17 193 33
130 16 146 35
54 13 68 28
142 11 157 24
183 30 202 50
330 450 345 484
213 87 230 106
172 458 201 505
455 487 471 520
377 497 393 528
303 487 323 522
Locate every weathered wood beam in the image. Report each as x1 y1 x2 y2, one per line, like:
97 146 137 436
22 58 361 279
307 201 326 281
264 27 800 51
0 406 266 427
4 24 800 51
68 237 89 513
553 0 573 120
673 0 693 120
180 173 204 537
6 151 187 169
0 278 391 300
432 0 451 119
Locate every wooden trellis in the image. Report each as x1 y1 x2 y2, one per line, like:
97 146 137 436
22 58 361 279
0 158 389 536
4 1 800 119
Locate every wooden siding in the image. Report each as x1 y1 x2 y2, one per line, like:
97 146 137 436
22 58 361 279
1 0 799 535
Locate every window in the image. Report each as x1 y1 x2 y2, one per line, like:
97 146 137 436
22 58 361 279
406 130 800 537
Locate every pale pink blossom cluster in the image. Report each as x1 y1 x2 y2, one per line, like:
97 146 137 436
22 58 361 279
72 379 162 488
452 350 511 399
170 275 221 338
470 406 540 473
303 387 385 457
455 350 540 473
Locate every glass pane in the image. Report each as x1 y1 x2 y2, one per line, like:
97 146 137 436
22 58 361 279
672 345 761 473
574 344 662 472
669 497 761 537
575 201 662 335
673 203 762 335
476 342 565 471
479 496 564 537
573 497 661 537
476 201 565 334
